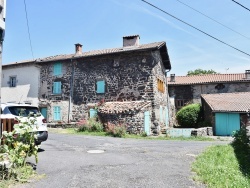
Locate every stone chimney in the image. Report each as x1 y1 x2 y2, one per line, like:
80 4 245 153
170 74 175 82
123 35 140 47
245 70 250 79
75 43 82 55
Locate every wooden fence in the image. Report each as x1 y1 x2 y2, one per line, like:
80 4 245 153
0 118 15 136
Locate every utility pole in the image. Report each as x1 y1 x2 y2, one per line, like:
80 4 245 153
0 0 6 137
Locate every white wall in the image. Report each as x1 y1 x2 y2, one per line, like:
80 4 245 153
1 63 40 106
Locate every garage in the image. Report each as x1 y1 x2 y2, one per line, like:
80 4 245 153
215 113 240 136
201 92 250 136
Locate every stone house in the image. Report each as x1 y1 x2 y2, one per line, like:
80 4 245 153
167 71 250 110
36 35 172 134
201 92 250 136
1 60 40 106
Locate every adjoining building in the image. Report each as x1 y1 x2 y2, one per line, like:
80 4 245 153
201 92 250 136
168 71 250 110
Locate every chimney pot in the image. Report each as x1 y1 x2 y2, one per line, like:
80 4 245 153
170 74 175 82
75 43 82 55
123 35 140 47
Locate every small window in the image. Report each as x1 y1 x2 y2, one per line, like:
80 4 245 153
54 62 62 76
157 79 164 93
96 80 105 94
89 109 97 118
9 76 17 87
53 81 62 94
53 106 61 121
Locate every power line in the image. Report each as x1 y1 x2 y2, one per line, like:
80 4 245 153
23 0 34 60
232 0 250 12
141 0 250 57
175 0 250 40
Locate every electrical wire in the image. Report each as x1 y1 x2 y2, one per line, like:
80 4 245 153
232 0 250 12
23 0 34 60
141 0 250 57
175 0 250 40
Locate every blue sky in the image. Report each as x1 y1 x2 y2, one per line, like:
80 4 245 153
3 0 250 75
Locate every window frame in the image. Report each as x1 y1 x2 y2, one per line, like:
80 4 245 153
53 62 62 76
53 81 62 94
96 79 106 94
9 76 17 87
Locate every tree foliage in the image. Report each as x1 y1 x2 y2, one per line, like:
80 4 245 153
176 103 201 128
187 69 218 76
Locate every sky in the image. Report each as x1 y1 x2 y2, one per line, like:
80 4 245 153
3 0 250 75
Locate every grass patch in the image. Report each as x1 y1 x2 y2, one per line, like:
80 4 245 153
0 165 45 188
48 128 214 141
192 145 250 188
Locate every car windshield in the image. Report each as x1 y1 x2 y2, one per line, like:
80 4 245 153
8 106 39 117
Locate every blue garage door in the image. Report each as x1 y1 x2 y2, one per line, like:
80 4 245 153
215 113 240 136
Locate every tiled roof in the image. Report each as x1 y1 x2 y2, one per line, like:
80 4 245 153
36 41 166 62
201 92 250 112
98 101 151 114
167 73 248 85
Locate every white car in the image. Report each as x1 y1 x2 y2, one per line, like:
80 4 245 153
1 103 48 145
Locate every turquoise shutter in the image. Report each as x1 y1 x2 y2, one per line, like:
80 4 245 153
96 80 105 93
53 82 61 94
53 106 61 121
89 109 97 118
54 63 62 76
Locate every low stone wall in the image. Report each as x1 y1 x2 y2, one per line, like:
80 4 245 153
191 127 213 136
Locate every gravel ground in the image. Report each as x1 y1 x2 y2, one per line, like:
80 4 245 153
18 133 228 188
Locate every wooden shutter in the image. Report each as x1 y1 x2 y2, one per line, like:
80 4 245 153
89 109 97 118
53 106 61 121
96 80 105 93
53 82 62 94
54 63 62 76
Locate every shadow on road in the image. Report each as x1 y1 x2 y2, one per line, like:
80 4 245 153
38 148 45 152
231 128 250 178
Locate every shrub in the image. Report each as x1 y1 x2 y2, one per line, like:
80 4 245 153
176 103 201 128
106 123 127 138
0 115 39 180
76 118 103 132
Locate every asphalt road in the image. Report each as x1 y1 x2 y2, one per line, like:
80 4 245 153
20 133 226 188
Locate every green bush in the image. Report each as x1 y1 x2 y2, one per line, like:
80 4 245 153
0 115 39 181
76 118 103 132
176 103 201 128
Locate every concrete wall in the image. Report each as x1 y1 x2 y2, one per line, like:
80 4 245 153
1 63 40 106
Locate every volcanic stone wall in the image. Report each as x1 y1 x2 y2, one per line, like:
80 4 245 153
39 50 168 127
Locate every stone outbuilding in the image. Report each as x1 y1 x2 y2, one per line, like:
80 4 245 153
36 35 172 135
167 71 250 110
201 92 250 136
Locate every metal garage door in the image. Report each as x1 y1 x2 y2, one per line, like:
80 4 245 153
215 113 240 136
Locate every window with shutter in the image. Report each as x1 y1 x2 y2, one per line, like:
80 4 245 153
53 106 61 121
53 81 62 94
96 80 105 93
54 63 62 76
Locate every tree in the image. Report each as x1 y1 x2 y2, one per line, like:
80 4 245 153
187 69 218 76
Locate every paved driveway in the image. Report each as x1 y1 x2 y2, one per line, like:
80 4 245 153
21 133 225 188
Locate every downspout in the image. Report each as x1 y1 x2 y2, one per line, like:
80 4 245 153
165 69 171 127
68 59 75 123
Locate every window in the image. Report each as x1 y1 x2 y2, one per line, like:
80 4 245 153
175 99 190 109
53 81 62 94
89 109 97 118
9 76 17 87
96 80 105 94
53 106 61 121
53 62 62 76
157 78 164 93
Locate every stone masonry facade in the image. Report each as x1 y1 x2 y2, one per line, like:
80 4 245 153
38 38 171 134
